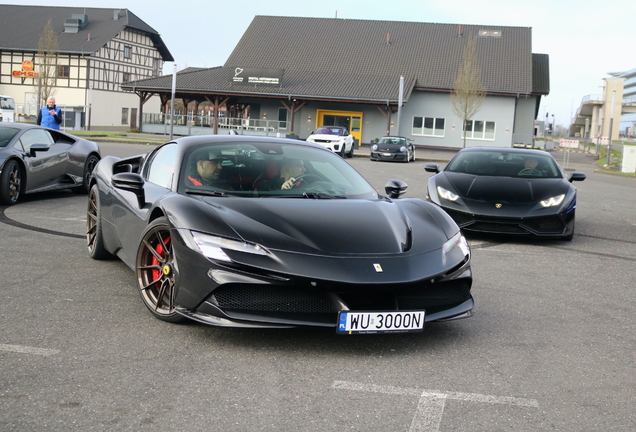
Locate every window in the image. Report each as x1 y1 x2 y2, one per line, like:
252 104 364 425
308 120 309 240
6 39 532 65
146 144 177 189
122 72 130 82
413 117 445 137
278 108 288 129
121 108 129 125
152 59 160 76
464 120 496 140
58 65 70 78
18 129 54 152
124 46 131 59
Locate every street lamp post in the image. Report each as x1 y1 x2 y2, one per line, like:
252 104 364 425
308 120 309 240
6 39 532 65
607 90 615 167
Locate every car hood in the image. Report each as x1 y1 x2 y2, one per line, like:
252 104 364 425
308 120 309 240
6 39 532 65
376 143 405 151
444 173 565 203
198 197 446 255
307 134 344 141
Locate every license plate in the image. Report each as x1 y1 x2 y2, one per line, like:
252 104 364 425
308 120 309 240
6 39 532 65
337 311 425 334
382 153 393 157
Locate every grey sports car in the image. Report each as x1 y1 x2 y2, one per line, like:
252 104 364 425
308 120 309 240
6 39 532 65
0 123 101 205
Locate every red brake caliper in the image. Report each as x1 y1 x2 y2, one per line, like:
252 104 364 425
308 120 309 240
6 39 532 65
151 236 171 286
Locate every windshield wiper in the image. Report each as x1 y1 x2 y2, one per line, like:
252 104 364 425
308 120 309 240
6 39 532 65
301 192 347 199
185 188 231 197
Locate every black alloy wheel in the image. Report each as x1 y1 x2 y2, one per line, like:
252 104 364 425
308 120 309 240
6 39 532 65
86 185 113 259
0 160 22 205
136 217 186 323
73 154 100 194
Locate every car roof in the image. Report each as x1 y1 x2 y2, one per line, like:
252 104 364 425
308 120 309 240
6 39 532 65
170 134 328 152
458 146 552 157
0 123 35 130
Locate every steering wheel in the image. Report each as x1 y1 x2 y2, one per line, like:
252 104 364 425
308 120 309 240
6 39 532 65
518 168 542 176
291 174 323 188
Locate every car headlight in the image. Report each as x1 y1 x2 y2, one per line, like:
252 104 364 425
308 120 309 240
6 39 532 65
443 231 470 258
540 194 565 208
437 186 459 202
372 144 378 151
191 231 269 262
400 146 407 152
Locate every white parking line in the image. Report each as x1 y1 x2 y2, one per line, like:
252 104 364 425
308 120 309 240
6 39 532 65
0 343 60 356
332 380 538 432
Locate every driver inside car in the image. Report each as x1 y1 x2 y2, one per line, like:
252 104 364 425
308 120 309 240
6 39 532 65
519 157 542 176
257 157 306 190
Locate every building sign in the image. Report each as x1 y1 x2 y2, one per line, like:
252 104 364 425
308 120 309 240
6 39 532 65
231 67 283 85
13 60 39 78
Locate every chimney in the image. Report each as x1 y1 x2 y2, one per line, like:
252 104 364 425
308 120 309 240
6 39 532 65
457 25 463 38
386 32 391 44
64 14 88 33
113 9 121 20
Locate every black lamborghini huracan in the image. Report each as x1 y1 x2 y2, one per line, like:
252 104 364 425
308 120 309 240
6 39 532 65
87 135 473 333
0 123 101 205
425 147 586 241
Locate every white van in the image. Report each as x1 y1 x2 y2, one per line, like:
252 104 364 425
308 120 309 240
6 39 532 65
0 95 16 122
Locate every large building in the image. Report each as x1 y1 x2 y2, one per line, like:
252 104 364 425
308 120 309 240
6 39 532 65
618 68 636 137
572 70 636 140
123 16 549 148
0 5 173 130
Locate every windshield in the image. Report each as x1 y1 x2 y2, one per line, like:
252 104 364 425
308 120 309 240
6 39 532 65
0 97 15 110
379 137 406 145
0 126 19 147
313 126 346 136
179 141 378 199
446 151 562 178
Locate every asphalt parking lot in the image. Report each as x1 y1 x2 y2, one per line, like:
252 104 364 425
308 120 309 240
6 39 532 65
1 142 635 431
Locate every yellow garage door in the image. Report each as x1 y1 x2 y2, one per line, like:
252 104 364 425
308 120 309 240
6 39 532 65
316 110 363 145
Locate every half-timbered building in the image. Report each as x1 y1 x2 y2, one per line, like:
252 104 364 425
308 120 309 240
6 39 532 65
0 5 173 130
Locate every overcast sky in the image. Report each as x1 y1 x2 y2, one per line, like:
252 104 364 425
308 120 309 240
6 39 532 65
6 0 635 127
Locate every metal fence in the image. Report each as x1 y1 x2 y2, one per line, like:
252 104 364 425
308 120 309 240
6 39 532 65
141 113 289 137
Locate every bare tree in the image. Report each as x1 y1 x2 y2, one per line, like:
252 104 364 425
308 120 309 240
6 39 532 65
451 35 486 148
36 20 59 108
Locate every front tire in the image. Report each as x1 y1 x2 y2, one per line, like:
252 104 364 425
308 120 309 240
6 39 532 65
0 160 22 205
86 184 113 259
562 218 575 241
136 217 186 323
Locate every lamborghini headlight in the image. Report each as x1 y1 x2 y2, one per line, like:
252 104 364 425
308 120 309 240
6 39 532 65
443 231 470 258
437 186 459 202
191 231 269 262
540 194 565 208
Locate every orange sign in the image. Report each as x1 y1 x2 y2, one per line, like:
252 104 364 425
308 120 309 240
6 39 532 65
12 70 39 78
12 60 39 78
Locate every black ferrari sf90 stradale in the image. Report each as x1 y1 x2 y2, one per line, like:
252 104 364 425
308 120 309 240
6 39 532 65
87 135 473 334
425 147 586 241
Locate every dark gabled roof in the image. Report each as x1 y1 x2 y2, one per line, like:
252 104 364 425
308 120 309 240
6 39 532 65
532 54 550 95
227 16 533 94
124 16 545 103
0 5 173 61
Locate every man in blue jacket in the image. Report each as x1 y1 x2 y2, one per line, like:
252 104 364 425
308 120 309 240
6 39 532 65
36 96 62 130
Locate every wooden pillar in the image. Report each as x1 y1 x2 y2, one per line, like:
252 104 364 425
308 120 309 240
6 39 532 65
205 95 229 135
